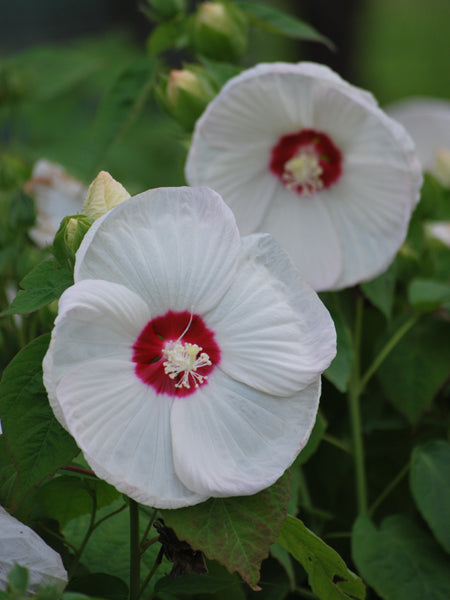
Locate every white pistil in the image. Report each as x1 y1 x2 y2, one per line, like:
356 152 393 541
162 341 212 389
282 150 323 194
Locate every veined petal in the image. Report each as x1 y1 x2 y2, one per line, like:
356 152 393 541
75 187 241 315
43 279 152 428
260 189 343 291
171 370 321 497
205 234 336 395
56 360 207 509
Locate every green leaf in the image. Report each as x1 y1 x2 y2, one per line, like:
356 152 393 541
278 516 364 600
1 259 73 316
146 17 189 56
161 472 291 590
154 573 241 596
408 278 450 313
32 475 119 528
376 317 450 424
352 514 450 600
410 440 450 553
361 259 398 319
235 1 334 49
93 58 156 165
64 501 167 590
7 564 29 595
296 411 327 467
0 335 78 502
324 306 354 392
68 574 128 600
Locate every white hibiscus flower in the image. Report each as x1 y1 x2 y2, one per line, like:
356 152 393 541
0 506 67 592
43 186 336 509
185 62 423 291
25 159 86 247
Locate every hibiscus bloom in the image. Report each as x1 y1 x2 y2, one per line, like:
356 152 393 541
386 97 450 186
185 62 422 291
25 159 86 247
43 186 336 509
0 506 67 592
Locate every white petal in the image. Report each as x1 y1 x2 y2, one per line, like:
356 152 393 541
75 187 241 315
0 506 67 593
386 97 450 171
56 360 207 509
171 370 321 497
260 188 343 290
43 279 152 429
205 234 336 395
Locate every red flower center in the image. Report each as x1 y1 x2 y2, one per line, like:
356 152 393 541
269 129 342 195
132 310 220 397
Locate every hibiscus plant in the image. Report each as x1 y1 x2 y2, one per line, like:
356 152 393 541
0 2 449 600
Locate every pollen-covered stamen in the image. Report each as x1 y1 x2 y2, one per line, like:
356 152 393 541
282 150 324 194
162 341 212 389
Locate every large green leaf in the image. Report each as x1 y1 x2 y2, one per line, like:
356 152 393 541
93 58 156 166
410 440 450 553
376 317 450 424
0 335 78 503
352 514 450 600
234 2 334 49
278 516 365 600
161 472 291 590
324 306 354 392
1 259 73 316
361 259 398 320
32 475 119 529
408 278 450 313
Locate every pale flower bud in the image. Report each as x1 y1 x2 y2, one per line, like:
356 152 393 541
434 148 450 188
82 171 130 220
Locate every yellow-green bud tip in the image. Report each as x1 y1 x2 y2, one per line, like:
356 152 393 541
82 171 130 220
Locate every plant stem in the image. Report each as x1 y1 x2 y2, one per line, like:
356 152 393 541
138 546 164 600
359 314 418 393
369 461 410 516
348 295 368 515
68 492 97 578
322 433 352 454
130 499 140 600
140 508 158 553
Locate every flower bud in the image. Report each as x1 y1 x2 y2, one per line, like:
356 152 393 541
434 148 450 188
156 66 216 130
192 1 248 62
53 214 93 266
82 171 130 221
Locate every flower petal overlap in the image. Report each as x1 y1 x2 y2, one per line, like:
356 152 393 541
44 186 336 508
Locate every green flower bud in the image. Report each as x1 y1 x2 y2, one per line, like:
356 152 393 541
82 171 130 221
156 66 216 130
53 214 93 266
192 1 248 62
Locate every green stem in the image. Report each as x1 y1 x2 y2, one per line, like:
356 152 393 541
68 493 97 578
369 462 410 516
140 509 158 553
130 499 140 600
322 433 352 454
359 314 418 394
138 546 164 600
295 587 319 599
348 295 368 515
